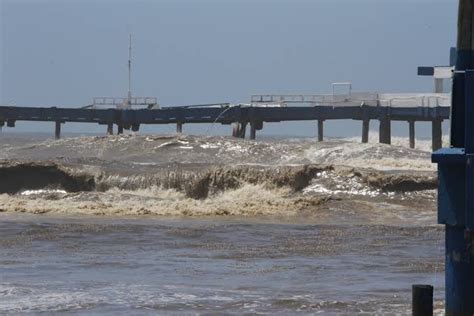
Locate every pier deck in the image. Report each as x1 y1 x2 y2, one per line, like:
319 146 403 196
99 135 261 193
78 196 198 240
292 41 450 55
0 92 451 150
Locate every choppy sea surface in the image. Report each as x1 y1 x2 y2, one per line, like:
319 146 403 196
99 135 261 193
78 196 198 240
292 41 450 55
0 133 445 314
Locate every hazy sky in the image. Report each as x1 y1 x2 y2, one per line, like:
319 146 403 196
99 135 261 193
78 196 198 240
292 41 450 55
0 0 457 137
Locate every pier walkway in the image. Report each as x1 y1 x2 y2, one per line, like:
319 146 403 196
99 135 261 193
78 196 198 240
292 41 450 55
0 92 450 150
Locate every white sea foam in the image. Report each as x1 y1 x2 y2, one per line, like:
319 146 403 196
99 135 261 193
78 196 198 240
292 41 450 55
1 185 324 217
20 189 67 196
301 141 434 171
303 171 384 197
342 131 450 153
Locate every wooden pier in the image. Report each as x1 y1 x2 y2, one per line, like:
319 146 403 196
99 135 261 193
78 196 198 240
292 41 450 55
0 92 450 150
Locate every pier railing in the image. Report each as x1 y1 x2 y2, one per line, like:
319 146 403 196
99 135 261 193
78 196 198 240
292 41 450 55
92 97 158 108
250 92 379 106
251 93 450 108
378 93 450 107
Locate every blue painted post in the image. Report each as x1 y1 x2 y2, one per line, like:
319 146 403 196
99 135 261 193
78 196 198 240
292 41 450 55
433 73 474 316
432 2 474 314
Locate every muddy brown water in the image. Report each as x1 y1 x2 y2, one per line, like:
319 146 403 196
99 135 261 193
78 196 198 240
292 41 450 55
0 134 445 314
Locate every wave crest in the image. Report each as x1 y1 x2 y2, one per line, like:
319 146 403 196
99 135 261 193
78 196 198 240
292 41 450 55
1 162 436 198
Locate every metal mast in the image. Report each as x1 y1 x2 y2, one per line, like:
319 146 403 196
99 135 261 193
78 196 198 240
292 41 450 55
92 34 158 113
127 34 132 108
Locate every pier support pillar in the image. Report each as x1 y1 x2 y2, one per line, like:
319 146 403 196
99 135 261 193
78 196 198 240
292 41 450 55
232 122 246 138
232 123 238 137
177 122 183 134
432 119 442 151
241 123 247 139
362 120 370 143
317 120 324 142
239 122 247 138
55 121 61 139
117 125 124 135
107 123 113 135
250 122 257 140
379 118 391 145
409 121 416 149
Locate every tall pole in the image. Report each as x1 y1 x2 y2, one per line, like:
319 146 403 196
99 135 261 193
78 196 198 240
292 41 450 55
128 34 132 108
451 0 474 147
432 1 474 315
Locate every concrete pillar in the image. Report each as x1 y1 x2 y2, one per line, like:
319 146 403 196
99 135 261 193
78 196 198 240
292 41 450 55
250 122 257 140
107 123 113 135
239 122 247 139
409 121 416 149
362 120 370 143
432 119 443 151
177 122 183 133
117 125 124 135
317 120 324 142
232 122 246 138
232 123 238 137
379 118 391 145
55 121 61 139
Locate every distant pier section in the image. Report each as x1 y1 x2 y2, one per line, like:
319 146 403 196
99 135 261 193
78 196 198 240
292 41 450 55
0 90 450 150
250 91 450 150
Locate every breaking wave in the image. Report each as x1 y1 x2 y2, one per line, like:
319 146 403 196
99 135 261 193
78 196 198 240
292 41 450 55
0 160 436 217
0 135 439 217
0 161 436 197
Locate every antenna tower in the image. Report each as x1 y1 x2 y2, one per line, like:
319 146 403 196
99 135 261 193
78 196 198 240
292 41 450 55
127 34 132 107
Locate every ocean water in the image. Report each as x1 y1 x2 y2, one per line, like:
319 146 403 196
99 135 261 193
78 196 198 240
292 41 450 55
0 133 445 314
